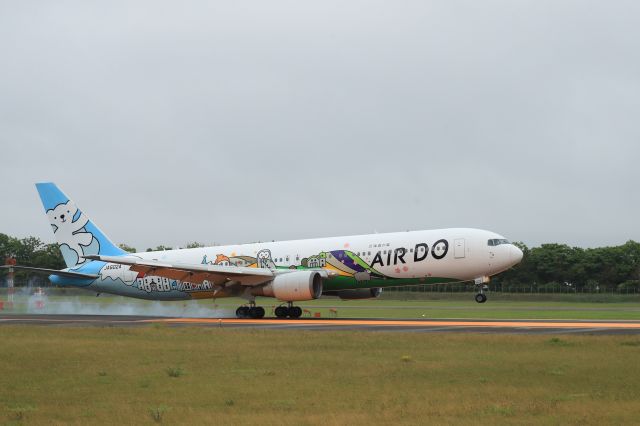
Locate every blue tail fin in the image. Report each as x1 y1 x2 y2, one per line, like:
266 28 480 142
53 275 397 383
35 182 125 269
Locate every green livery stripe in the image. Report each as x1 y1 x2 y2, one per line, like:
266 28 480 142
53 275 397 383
344 251 383 276
323 275 460 291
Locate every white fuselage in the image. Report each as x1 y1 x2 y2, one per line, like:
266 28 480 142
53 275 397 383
79 228 523 300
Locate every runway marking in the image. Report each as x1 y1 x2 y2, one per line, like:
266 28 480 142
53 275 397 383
143 318 640 329
2 315 640 333
0 318 140 323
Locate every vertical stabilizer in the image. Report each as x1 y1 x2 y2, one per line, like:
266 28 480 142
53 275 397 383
35 183 125 269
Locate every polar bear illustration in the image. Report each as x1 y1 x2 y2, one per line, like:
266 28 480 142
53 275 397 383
47 201 94 266
256 249 276 269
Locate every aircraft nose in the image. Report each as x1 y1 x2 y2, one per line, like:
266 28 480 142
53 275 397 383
510 245 523 264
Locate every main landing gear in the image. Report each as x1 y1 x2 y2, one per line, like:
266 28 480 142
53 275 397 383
236 303 265 319
274 302 302 319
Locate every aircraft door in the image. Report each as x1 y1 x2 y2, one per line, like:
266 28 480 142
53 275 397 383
454 238 466 259
488 246 496 273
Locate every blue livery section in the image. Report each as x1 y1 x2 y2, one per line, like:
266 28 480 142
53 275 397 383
48 260 107 287
35 182 125 274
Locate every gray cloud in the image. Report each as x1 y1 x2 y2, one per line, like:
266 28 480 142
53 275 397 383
1 0 639 250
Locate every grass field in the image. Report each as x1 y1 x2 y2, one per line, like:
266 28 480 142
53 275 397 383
1 326 640 425
234 298 640 320
5 291 640 321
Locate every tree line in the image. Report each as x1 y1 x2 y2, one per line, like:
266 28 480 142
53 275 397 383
1 233 639 291
494 241 640 291
0 234 206 282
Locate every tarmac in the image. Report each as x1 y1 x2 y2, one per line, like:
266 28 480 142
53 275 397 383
2 313 640 334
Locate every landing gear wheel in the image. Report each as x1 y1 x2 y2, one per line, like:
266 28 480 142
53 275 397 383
275 306 289 318
236 306 250 318
248 306 265 319
475 293 487 304
289 306 303 318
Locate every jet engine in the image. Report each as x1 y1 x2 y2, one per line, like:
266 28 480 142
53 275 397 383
255 271 323 301
329 288 383 300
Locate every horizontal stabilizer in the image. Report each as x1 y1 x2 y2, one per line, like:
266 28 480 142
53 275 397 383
0 265 99 279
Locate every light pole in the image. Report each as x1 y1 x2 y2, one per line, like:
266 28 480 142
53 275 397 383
5 256 16 309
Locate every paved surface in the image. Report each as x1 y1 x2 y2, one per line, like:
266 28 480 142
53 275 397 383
2 314 640 334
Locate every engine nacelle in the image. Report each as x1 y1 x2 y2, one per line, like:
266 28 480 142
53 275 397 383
256 271 323 301
330 288 383 300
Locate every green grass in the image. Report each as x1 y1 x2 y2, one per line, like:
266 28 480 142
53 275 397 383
218 297 640 320
0 326 640 424
280 298 640 320
5 292 640 320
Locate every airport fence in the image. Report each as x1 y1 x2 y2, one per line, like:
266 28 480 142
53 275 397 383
384 283 640 295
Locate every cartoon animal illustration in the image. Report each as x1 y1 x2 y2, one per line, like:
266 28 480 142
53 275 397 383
256 249 276 269
307 255 326 268
214 254 231 266
46 201 93 265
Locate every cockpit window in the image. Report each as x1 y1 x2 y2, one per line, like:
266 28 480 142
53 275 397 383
488 239 510 246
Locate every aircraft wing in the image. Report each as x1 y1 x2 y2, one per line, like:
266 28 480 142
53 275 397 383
0 265 99 279
83 255 275 286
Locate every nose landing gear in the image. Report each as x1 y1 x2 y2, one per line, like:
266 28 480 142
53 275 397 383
473 277 490 304
475 293 487 303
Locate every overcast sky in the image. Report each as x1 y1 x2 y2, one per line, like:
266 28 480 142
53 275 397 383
1 1 639 250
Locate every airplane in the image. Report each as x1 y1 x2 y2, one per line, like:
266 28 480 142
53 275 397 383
1 183 523 319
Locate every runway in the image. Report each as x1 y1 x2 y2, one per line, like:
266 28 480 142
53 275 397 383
2 314 640 334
